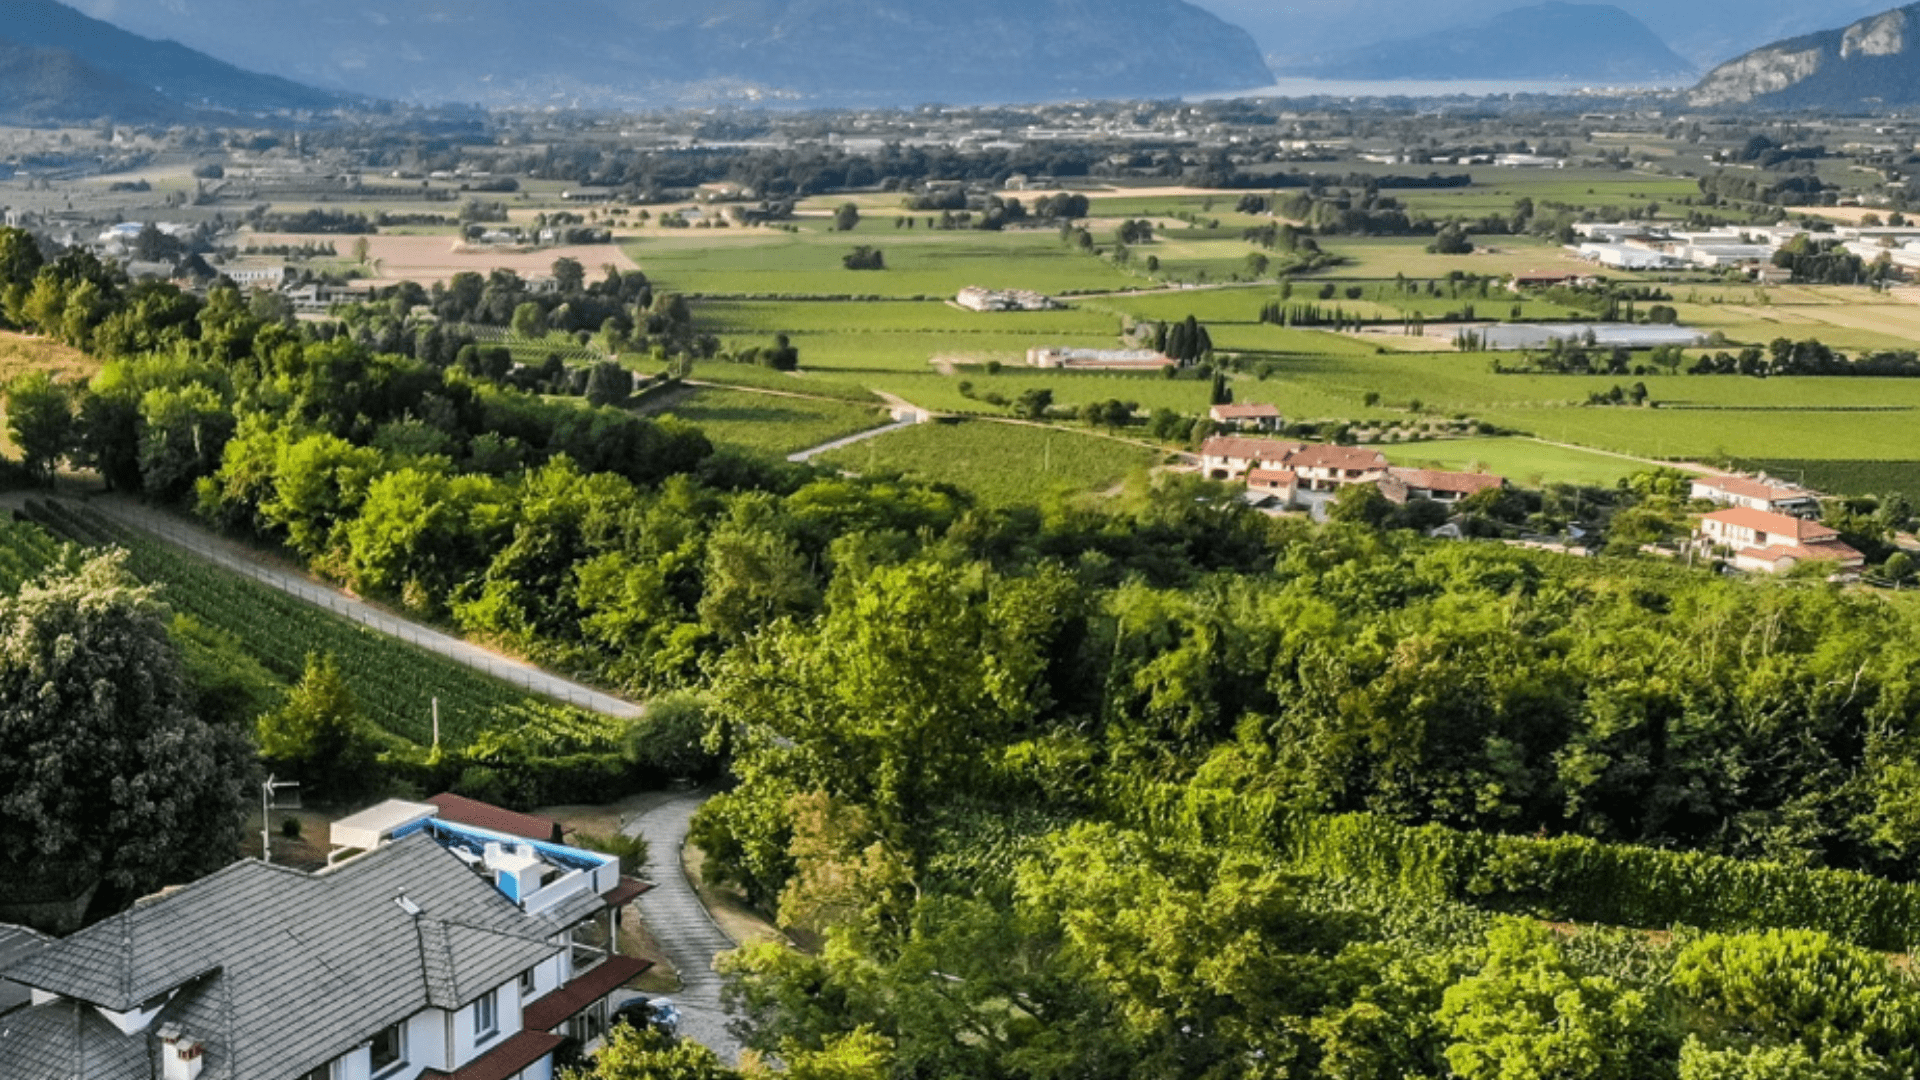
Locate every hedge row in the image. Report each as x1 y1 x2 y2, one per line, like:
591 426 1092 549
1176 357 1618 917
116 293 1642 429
1138 784 1920 952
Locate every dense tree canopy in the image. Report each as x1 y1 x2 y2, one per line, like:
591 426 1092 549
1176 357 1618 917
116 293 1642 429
0 553 251 899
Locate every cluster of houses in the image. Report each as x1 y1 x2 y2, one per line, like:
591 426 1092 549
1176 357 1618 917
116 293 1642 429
955 286 1062 312
1689 474 1863 575
0 794 653 1080
1199 415 1862 576
1200 425 1507 517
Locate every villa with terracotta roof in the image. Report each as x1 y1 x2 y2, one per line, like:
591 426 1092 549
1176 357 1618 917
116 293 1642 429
1691 474 1822 518
1208 403 1284 431
1201 437 1306 480
1697 507 1864 574
1378 468 1507 505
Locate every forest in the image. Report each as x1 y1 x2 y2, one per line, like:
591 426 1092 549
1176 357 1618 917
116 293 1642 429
7 224 1920 1078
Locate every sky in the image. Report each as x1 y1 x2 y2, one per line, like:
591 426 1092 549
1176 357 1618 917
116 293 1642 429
1187 0 1894 69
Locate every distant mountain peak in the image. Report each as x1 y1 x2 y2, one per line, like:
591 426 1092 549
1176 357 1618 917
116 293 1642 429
1293 2 1696 83
1692 3 1920 107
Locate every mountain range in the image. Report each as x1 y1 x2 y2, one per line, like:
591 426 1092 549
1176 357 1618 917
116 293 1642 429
1691 4 1920 109
1193 0 1892 73
0 0 345 122
1295 3 1695 83
55 0 1273 109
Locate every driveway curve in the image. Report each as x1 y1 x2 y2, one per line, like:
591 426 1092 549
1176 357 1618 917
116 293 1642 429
623 793 747 1063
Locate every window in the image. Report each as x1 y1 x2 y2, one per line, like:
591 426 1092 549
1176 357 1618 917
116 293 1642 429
369 1022 406 1075
474 990 499 1042
300 1064 336 1080
519 968 537 997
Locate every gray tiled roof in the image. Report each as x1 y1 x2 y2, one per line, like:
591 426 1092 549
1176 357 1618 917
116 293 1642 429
0 924 50 1016
0 834 570 1080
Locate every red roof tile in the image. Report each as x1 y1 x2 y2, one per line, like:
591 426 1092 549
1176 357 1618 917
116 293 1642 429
427 794 564 843
523 955 652 1034
1694 475 1816 504
1247 468 1298 489
1210 404 1282 419
601 878 652 909
1702 507 1839 543
420 1030 564 1080
1284 445 1389 471
1202 436 1304 462
1387 468 1506 495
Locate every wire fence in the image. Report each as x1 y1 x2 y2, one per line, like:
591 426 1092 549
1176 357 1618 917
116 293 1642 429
99 505 644 720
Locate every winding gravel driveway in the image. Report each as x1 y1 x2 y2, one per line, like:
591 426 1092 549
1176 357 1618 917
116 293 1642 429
624 793 746 1063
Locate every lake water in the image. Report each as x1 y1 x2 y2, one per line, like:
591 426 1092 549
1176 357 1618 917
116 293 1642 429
1192 78 1685 100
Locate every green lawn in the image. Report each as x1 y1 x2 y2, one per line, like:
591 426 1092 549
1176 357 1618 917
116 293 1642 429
816 419 1162 507
658 387 890 460
1387 437 1651 488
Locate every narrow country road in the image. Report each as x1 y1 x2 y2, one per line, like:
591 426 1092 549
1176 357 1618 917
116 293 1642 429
55 495 644 720
787 416 916 462
623 793 746 1063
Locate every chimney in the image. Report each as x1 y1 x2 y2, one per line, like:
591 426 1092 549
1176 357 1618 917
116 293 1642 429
158 1024 206 1080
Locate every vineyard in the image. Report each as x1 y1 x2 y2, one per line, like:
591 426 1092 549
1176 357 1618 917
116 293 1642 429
0 516 68 593
21 501 619 753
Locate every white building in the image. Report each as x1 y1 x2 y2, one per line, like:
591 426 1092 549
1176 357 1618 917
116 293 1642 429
0 798 653 1080
1575 243 1683 271
1697 507 1864 574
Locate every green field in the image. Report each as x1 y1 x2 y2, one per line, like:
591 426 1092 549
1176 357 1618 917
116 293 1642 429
657 386 889 459
597 169 1920 505
628 228 1146 298
22 501 613 751
1390 437 1649 488
816 419 1162 507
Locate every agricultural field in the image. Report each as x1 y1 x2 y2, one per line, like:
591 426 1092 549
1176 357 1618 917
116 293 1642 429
592 165 1920 507
654 386 889 459
246 231 640 289
815 419 1162 508
1389 437 1649 488
627 227 1146 298
21 500 610 751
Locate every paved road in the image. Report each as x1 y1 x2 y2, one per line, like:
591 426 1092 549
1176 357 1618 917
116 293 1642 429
787 416 917 463
623 794 745 1063
66 496 644 720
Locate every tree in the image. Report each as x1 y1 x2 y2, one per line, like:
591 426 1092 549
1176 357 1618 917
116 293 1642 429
0 553 251 904
1884 552 1914 590
256 653 379 804
586 361 636 407
622 691 717 778
566 1023 737 1080
843 247 885 271
551 256 587 293
1440 920 1653 1080
834 203 861 232
5 372 72 486
1015 387 1053 420
512 301 547 339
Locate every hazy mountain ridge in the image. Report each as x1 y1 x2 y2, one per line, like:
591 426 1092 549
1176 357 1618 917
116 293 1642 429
4 0 346 117
1293 3 1695 82
62 0 1273 107
0 38 183 125
1691 4 1920 108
